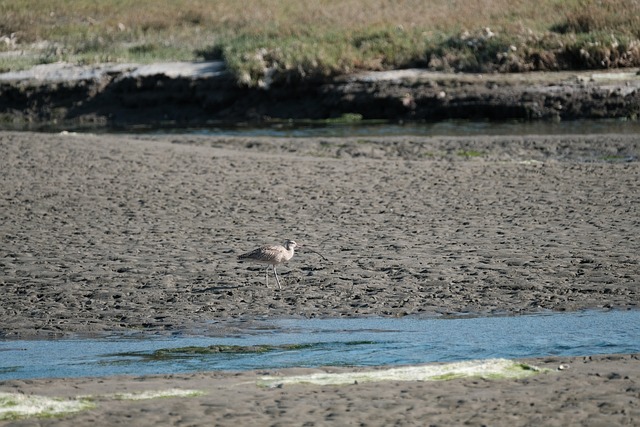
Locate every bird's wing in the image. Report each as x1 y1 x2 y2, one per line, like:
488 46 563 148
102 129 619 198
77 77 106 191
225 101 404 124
238 245 283 263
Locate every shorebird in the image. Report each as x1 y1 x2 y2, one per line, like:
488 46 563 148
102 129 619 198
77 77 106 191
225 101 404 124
238 240 298 289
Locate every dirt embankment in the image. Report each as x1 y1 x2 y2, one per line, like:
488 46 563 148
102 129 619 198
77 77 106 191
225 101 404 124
0 62 639 128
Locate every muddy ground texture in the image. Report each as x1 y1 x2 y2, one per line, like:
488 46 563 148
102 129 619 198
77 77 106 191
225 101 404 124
1 354 639 427
1 131 638 338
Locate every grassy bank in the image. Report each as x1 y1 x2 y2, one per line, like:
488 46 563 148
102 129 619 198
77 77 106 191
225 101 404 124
1 0 639 86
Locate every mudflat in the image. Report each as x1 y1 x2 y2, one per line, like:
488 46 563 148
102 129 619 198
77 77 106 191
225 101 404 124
0 354 637 426
1 131 638 337
1 130 639 425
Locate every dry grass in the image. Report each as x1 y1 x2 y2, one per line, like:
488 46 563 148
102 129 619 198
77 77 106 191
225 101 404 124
1 0 639 84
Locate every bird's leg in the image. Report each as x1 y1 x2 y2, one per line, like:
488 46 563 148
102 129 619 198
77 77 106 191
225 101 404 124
273 266 282 290
265 266 270 288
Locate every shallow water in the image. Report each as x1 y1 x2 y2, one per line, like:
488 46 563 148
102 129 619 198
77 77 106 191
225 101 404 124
1 310 638 380
163 119 640 138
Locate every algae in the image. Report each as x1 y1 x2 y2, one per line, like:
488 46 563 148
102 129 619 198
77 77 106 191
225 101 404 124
257 358 547 388
0 392 95 421
0 388 205 421
108 342 372 362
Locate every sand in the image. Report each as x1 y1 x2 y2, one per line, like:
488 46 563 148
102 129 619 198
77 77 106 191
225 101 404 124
1 354 639 426
1 130 639 337
1 130 639 425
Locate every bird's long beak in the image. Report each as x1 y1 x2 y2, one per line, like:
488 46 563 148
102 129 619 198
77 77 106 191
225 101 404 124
301 246 328 261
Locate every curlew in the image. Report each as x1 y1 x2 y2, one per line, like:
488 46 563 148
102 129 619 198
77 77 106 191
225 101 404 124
238 240 298 289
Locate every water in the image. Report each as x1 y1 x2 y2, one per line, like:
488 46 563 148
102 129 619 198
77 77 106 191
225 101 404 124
42 118 632 138
152 119 640 138
1 310 638 380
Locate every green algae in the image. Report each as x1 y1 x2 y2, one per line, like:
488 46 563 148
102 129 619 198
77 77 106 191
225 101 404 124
0 388 205 421
0 392 95 421
257 358 548 388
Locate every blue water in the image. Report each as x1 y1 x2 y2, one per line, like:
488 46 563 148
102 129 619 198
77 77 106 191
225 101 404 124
1 310 638 380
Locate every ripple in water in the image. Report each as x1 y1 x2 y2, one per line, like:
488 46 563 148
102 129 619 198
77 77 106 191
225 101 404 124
1 310 638 380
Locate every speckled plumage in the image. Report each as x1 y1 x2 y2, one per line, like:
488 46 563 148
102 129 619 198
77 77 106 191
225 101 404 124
238 240 298 289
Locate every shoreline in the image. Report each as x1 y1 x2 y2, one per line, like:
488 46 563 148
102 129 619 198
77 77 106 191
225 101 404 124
1 63 639 128
0 307 637 341
1 354 639 425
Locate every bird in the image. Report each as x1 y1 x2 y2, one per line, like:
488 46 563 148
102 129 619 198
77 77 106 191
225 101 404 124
238 240 298 289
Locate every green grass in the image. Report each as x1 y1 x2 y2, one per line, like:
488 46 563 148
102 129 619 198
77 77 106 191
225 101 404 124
1 0 639 84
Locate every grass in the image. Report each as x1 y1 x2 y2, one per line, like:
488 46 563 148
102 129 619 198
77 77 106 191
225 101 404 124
1 0 639 85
